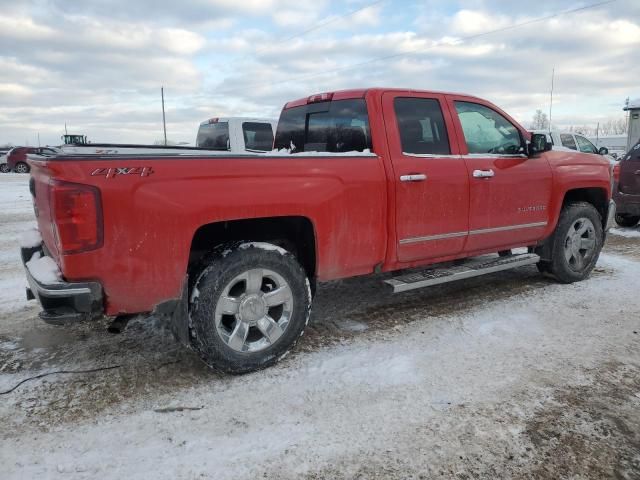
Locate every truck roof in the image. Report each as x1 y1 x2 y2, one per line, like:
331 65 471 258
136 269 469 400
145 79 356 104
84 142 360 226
283 87 482 109
198 117 276 127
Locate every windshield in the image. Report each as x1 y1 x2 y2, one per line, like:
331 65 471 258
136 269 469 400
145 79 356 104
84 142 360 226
274 99 372 153
196 122 230 149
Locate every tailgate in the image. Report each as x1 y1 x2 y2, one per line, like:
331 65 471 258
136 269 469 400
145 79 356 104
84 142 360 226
28 158 60 262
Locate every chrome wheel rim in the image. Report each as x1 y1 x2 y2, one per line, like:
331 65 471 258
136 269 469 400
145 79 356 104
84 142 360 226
563 217 597 271
215 268 293 353
15 163 28 173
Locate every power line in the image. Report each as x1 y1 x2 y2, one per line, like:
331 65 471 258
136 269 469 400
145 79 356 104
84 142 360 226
214 0 616 96
257 0 386 51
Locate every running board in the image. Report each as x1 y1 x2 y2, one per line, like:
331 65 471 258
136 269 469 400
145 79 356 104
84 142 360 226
385 253 540 293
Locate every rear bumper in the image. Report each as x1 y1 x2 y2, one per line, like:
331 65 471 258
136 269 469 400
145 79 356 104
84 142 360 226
612 190 640 217
21 245 103 325
605 199 617 231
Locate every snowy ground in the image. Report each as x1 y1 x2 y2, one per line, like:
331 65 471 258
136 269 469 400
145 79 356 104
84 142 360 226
1 174 639 479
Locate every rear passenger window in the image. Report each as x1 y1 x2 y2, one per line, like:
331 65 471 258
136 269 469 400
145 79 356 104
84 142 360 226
560 134 577 150
196 122 230 149
394 98 450 155
242 122 274 151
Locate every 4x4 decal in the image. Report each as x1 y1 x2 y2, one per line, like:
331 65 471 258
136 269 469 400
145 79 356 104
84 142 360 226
90 167 154 178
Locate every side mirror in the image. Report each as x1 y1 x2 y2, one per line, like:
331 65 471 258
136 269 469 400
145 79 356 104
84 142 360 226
529 133 552 155
598 147 609 155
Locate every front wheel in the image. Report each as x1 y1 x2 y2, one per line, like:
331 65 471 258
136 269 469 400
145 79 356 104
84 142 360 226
615 214 640 228
547 202 603 283
189 242 312 374
14 162 30 174
0 163 9 173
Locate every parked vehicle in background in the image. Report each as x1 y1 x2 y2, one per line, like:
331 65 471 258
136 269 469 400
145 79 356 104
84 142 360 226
62 134 88 144
22 88 615 374
613 140 640 227
7 146 61 173
0 147 11 173
589 134 628 159
58 118 277 155
195 117 277 152
534 130 611 157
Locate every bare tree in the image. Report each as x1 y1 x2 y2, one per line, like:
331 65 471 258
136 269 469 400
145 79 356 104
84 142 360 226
530 110 549 130
565 117 628 137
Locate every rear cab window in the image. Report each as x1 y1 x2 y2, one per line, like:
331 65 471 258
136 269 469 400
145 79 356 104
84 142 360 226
274 99 372 153
242 122 274 151
454 101 523 155
196 121 230 149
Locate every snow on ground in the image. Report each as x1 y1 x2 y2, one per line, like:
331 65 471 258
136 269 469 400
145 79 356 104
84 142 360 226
0 175 35 315
610 226 640 238
0 174 639 479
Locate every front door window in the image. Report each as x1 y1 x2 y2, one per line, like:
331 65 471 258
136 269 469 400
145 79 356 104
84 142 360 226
454 102 523 155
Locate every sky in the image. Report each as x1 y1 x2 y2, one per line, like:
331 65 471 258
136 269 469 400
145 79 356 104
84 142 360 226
0 0 638 146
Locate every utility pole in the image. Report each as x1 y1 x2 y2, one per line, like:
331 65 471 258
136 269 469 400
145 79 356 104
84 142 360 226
548 67 555 132
37 133 41 147
161 86 167 146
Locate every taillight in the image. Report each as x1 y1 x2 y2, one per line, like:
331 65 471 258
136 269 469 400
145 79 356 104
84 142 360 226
50 181 103 254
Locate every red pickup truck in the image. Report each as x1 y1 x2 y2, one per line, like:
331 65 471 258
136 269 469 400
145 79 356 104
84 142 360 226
23 88 615 373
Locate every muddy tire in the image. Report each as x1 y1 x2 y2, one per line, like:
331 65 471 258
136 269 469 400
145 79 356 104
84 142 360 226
14 162 30 174
536 261 551 274
547 202 603 284
615 214 640 228
189 242 312 374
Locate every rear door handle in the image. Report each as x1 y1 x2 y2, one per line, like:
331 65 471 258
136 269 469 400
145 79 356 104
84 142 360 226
473 169 495 179
635 170 640 175
400 174 427 182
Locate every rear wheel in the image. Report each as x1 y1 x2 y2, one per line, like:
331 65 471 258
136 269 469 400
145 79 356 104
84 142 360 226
615 214 640 228
14 162 30 174
0 163 9 173
547 202 603 283
189 242 312 374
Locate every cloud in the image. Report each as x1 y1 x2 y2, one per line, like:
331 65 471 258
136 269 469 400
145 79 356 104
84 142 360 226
0 0 638 146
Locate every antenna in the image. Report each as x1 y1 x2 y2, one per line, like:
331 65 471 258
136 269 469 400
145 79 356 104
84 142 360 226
161 86 167 146
548 67 555 132
65 122 68 135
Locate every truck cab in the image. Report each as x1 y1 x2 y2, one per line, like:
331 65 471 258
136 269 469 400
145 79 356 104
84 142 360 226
195 117 278 153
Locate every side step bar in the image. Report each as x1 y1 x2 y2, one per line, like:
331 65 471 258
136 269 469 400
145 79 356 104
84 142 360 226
385 253 540 293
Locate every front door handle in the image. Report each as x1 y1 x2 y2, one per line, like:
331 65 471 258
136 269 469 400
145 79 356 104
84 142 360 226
473 169 495 179
635 170 640 175
400 174 427 182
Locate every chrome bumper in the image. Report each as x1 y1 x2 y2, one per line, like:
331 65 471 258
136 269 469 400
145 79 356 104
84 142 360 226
605 199 616 232
21 245 103 325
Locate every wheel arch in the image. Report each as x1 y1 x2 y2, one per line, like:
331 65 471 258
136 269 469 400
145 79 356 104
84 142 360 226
561 187 608 228
537 187 608 262
188 216 317 281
